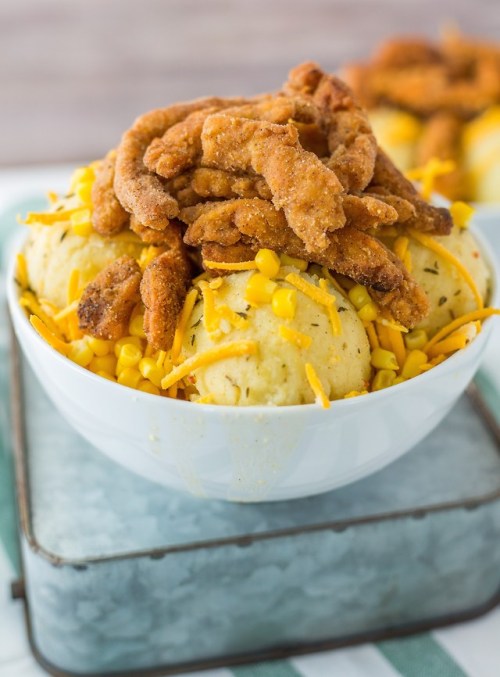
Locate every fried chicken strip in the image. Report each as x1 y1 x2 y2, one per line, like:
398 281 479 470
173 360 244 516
182 199 402 290
144 95 319 182
78 256 142 340
114 97 247 231
183 199 429 326
201 114 345 252
284 62 378 192
371 150 452 235
191 168 272 200
140 224 192 350
91 150 129 236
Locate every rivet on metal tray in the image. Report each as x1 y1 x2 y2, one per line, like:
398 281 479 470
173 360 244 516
411 511 427 520
72 564 88 572
10 579 25 600
150 552 166 560
331 525 348 533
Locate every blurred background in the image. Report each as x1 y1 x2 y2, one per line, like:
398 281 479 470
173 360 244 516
2 0 500 167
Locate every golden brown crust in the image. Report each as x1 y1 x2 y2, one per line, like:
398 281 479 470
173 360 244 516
371 150 452 235
77 256 142 340
284 62 378 192
201 114 345 252
140 225 192 350
344 34 500 118
114 98 248 231
91 151 129 236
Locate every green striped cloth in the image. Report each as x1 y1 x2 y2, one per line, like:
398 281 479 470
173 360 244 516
0 171 498 677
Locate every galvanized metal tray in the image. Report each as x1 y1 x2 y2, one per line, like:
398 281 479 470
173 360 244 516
9 333 500 677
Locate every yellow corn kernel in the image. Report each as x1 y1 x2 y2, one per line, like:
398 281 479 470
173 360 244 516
372 369 397 391
255 249 281 278
139 357 164 387
118 343 143 368
16 253 28 289
89 354 117 374
70 209 93 236
85 336 112 357
279 325 312 349
245 272 277 304
401 349 428 379
348 284 371 310
358 302 378 323
393 236 409 261
450 201 474 229
129 314 146 338
76 181 93 206
68 339 94 367
272 288 297 319
371 348 399 371
114 336 142 359
97 370 116 382
69 166 95 193
138 380 161 396
280 254 308 272
117 367 142 389
404 329 428 351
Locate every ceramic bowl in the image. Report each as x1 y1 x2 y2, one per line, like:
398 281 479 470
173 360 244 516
7 225 499 502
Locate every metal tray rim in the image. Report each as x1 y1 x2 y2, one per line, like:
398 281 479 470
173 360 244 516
10 329 500 568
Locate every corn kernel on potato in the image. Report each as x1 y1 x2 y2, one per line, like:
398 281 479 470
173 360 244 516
182 268 371 406
24 222 144 309
406 227 489 335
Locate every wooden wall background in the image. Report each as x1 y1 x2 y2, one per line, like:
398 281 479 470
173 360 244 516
1 0 500 166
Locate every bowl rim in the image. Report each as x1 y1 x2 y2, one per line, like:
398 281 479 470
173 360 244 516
6 222 500 416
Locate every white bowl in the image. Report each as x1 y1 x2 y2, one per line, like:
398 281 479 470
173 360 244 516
7 226 499 502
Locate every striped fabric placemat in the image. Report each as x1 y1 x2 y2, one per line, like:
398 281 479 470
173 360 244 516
0 169 499 677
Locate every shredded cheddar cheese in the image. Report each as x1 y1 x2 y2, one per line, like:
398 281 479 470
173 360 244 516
424 308 500 352
171 288 199 364
285 272 334 308
279 325 313 349
23 208 81 225
203 259 257 271
199 281 221 334
16 253 28 289
386 326 406 370
408 228 484 310
161 341 258 390
319 279 342 335
30 315 70 355
305 362 330 409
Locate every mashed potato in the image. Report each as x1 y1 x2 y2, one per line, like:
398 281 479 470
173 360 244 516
369 108 421 173
408 227 490 335
182 268 371 406
25 222 144 309
463 107 500 203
